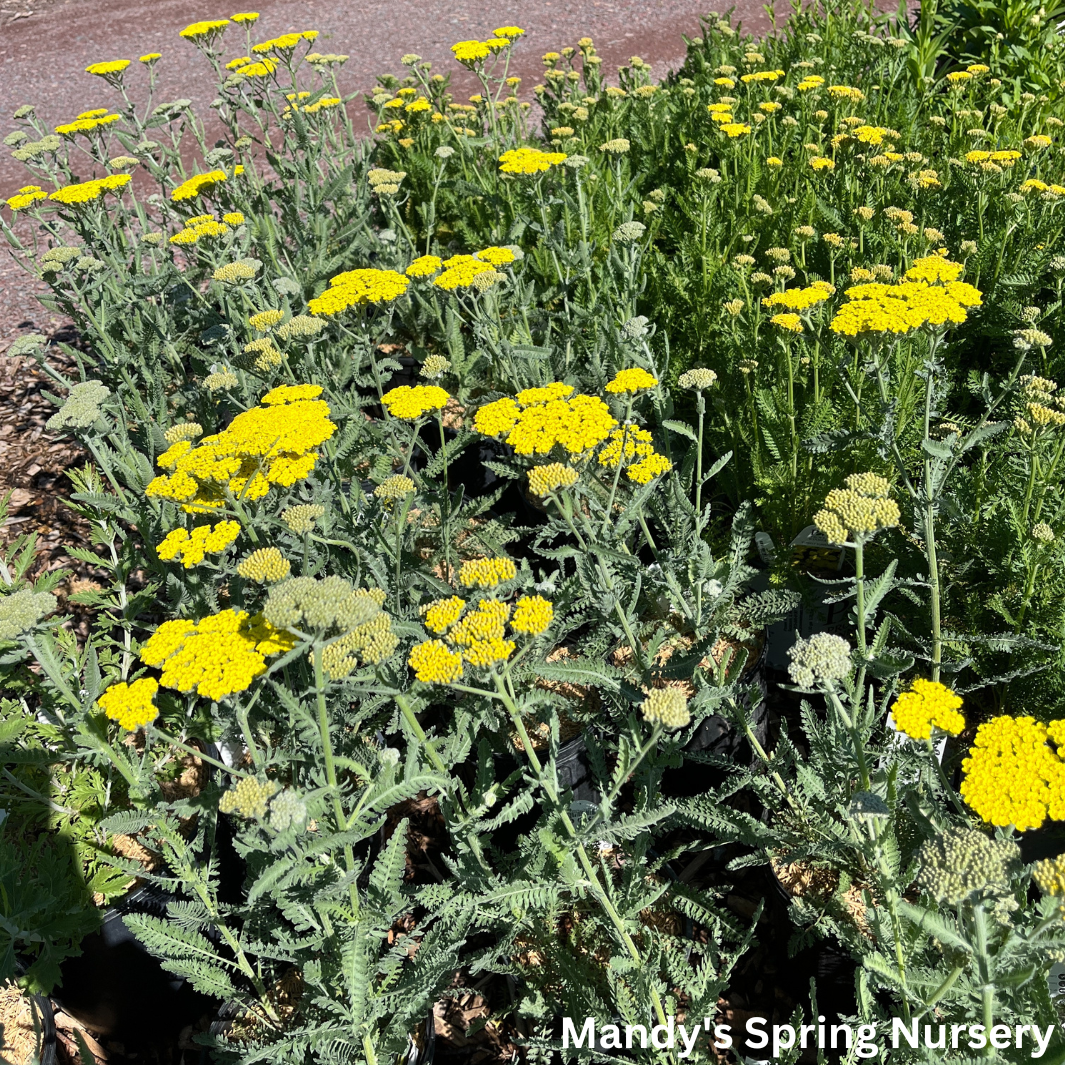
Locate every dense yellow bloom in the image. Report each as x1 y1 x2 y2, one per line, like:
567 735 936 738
231 12 260 21
475 389 617 456
771 312 803 333
797 75 824 90
714 77 736 87
141 609 295 701
511 595 553 635
432 255 495 290
380 384 449 419
762 280 834 312
447 598 510 645
813 472 900 544
961 716 1065 831
5 186 47 211
422 596 466 634
1026 134 1052 149
719 123 751 138
891 679 965 740
452 40 491 63
827 85 864 101
463 636 515 666
627 452 673 484
49 173 131 205
156 519 241 568
180 19 231 39
406 255 442 277
459 557 517 588
809 156 835 171
98 677 159 731
741 68 784 83
499 148 567 175
605 368 658 393
171 169 229 202
85 60 130 78
237 547 290 582
145 388 334 509
252 31 317 52
308 268 409 314
516 383 574 405
528 463 579 496
476 246 517 266
905 256 964 283
249 308 284 331
140 53 162 62
830 267 981 337
409 639 464 683
237 58 277 76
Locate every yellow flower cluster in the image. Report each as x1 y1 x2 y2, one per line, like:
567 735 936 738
171 169 229 202
98 677 159 731
527 463 579 496
308 267 409 314
380 384 449 419
156 519 241 568
597 426 672 483
140 609 296 701
50 174 131 205
740 68 784 83
476 246 517 266
56 109 121 135
798 74 825 91
813 472 900 544
86 60 130 76
406 255 443 277
408 639 464 683
827 85 864 101
237 547 291 582
965 149 1021 166
474 386 618 456
510 595 553 635
423 595 466 634
961 715 1065 831
719 123 751 138
168 214 232 245
498 147 567 174
762 281 834 312
145 386 335 511
180 19 230 39
459 557 517 588
5 186 47 211
252 30 317 53
771 312 803 333
890 678 965 740
605 368 658 393
830 260 982 338
431 254 497 291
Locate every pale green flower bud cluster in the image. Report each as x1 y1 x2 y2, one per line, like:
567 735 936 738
374 475 416 501
164 422 203 444
0 588 57 641
916 828 1019 905
470 269 506 292
268 789 308 831
205 368 238 391
76 256 107 273
1033 522 1055 543
219 776 280 820
600 138 631 154
7 333 46 357
265 576 383 634
639 687 691 730
12 134 61 161
420 354 451 379
40 246 81 272
275 315 325 341
47 380 110 431
787 632 852 689
678 368 718 391
814 473 900 545
321 610 398 676
622 315 650 339
282 504 325 534
213 259 261 285
613 221 646 243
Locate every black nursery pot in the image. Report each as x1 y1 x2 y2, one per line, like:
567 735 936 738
660 643 769 798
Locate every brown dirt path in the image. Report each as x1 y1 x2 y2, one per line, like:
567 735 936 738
0 0 777 198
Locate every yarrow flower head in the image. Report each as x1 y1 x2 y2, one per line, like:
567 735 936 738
220 777 280 820
813 473 900 544
380 385 449 420
640 688 691 730
917 828 1019 905
0 588 56 641
374 475 416 501
498 147 566 174
787 632 852 689
50 174 131 206
678 368 718 391
605 368 658 393
528 463 579 496
308 268 409 315
98 677 159 731
961 715 1065 830
420 354 451 379
85 60 131 77
612 221 646 243
890 678 965 740
237 547 291 583
156 520 241 568
459 557 517 588
510 595 554 635
46 381 110 431
281 503 325 534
